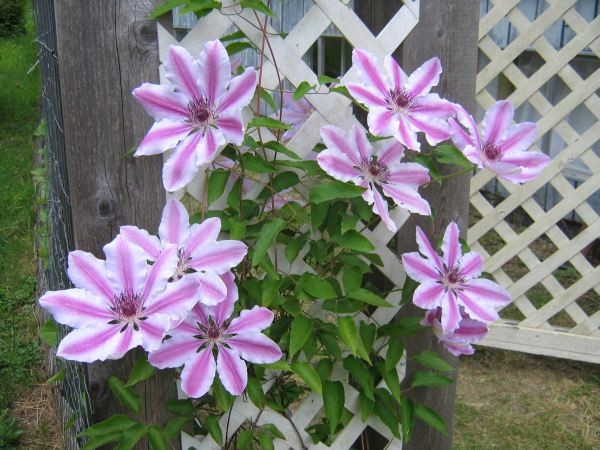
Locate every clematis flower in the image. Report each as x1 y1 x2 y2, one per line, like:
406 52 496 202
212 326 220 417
120 198 247 306
402 222 511 333
422 307 488 357
317 124 431 232
39 235 201 363
448 101 550 183
149 272 282 397
275 92 314 141
133 41 257 191
345 49 455 151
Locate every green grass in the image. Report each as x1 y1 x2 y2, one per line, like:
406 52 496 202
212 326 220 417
0 5 41 412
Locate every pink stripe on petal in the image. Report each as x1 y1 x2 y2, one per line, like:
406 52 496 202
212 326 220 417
213 272 238 326
353 125 372 161
457 290 500 324
196 127 226 166
136 120 192 156
67 250 114 301
395 115 421 151
453 319 488 342
120 226 162 260
198 40 231 103
226 333 282 364
195 271 227 306
181 345 216 398
144 275 200 320
461 279 511 308
448 118 476 155
228 306 274 334
346 83 388 108
159 198 190 246
384 55 407 90
482 101 513 144
401 252 440 283
412 283 446 310
408 115 450 145
216 67 257 113
352 49 389 96
406 57 442 97
140 244 178 303
368 107 399 137
376 140 404 166
443 341 474 356
387 163 430 187
103 236 148 294
501 150 549 170
39 289 112 328
57 324 133 363
148 334 202 369
372 188 396 232
165 46 200 99
320 125 361 165
317 149 361 182
440 290 461 334
132 83 189 121
415 227 443 271
215 111 244 145
216 345 247 395
184 217 221 256
382 183 431 216
189 240 247 273
411 94 455 118
459 252 482 279
441 222 461 270
498 122 537 154
139 313 171 352
162 131 202 192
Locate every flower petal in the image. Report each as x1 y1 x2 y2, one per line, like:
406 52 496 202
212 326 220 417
39 289 112 328
482 101 513 144
140 244 178 303
103 235 148 294
387 163 430 187
120 225 162 260
196 126 226 166
213 272 238 326
441 222 461 270
372 187 397 232
395 115 421 151
317 148 361 182
352 49 389 96
498 122 537 155
184 217 221 256
162 131 202 192
320 125 361 166
226 333 282 363
135 120 192 156
440 290 461 333
499 151 550 183
139 313 172 352
452 319 488 343
376 140 404 166
448 117 477 156
67 250 115 301
148 333 202 369
189 240 247 273
215 111 244 145
368 106 399 137
198 40 231 104
132 83 189 121
410 93 455 118
181 345 216 398
412 283 446 310
159 198 190 246
384 55 408 90
352 125 371 162
415 226 443 272
346 83 388 108
165 45 200 99
406 57 442 97
216 345 247 395
402 252 440 283
227 306 274 334
459 251 482 279
195 271 228 306
144 275 200 321
382 182 431 216
407 114 450 145
459 279 511 322
216 67 257 113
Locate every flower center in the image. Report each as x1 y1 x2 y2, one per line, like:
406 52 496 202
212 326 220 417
482 142 502 162
206 326 221 341
109 290 144 330
442 266 464 291
187 96 214 127
387 88 414 113
360 156 390 184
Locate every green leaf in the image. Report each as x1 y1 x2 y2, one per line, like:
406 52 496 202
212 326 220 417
311 202 329 229
164 416 190 439
341 213 359 234
315 358 333 383
272 171 300 192
434 143 473 169
317 74 339 85
247 377 265 409
342 266 362 293
413 153 442 181
410 371 454 389
400 397 415 443
385 339 405 372
115 423 147 450
260 358 290 371
333 230 375 252
259 88 277 111
284 233 307 264
240 0 275 16
241 153 277 173
323 381 345 435
293 81 314 100
248 116 290 130
301 275 338 300
40 318 58 346
126 357 155 387
374 388 400 438
414 351 454 372
264 140 301 159
78 415 136 437
46 369 65 384
258 430 275 450
228 218 246 240
221 30 246 42
237 429 254 450
375 360 401 403
318 332 342 360
261 423 285 440
359 391 375 421
252 218 285 266
213 378 234 412
414 404 448 435
165 399 195 416
179 0 221 13
147 0 184 19
343 356 374 400
359 322 377 352
347 288 392 307
329 85 354 102
226 41 253 56
226 178 242 211
108 376 141 414
207 169 230 205
401 276 419 305
289 315 313 359
261 277 281 307
81 433 122 450
146 425 168 450
291 361 322 394
204 415 223 445
337 317 370 363
275 159 322 174
378 317 424 337
310 180 364 204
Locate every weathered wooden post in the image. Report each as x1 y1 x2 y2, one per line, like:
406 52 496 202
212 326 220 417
356 1 480 448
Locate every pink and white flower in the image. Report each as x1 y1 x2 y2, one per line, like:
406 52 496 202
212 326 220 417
276 92 314 141
121 198 247 306
402 222 511 333
346 49 455 151
133 41 257 191
448 101 550 183
149 272 282 397
39 235 201 363
422 307 488 357
317 124 430 232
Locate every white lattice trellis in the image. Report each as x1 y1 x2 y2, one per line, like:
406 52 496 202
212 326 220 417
473 0 600 363
157 1 420 448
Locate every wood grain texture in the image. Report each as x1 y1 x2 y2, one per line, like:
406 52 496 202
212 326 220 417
54 1 174 446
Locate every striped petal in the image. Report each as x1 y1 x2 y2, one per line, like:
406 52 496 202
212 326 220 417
372 187 396 232
320 125 361 166
458 279 510 323
228 306 274 334
39 289 112 328
195 271 228 306
226 333 282 364
144 275 200 321
368 106 399 137
217 345 247 395
407 114 450 145
459 251 483 279
135 120 192 156
382 182 431 216
346 83 388 108
159 199 190 246
162 131 202 192
148 333 202 369
317 148 361 182
413 282 446 310
415 226 444 272
440 290 461 333
165 45 200 99
216 67 257 113
184 217 221 256
132 83 189 121
215 110 244 145
67 250 114 301
138 313 172 352
352 49 389 96
140 244 178 303
181 345 216 398
103 235 148 294
197 40 231 103
213 272 238 326
441 222 461 270
498 122 537 154
401 252 440 283
387 163 430 187
482 101 513 144
189 240 247 273
406 57 442 97
384 55 408 91
196 126 226 166
120 225 162 260
395 115 421 151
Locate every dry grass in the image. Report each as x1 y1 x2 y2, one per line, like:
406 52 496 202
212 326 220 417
454 348 600 449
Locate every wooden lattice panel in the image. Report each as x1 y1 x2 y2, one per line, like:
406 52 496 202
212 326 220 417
472 0 600 362
157 1 420 448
